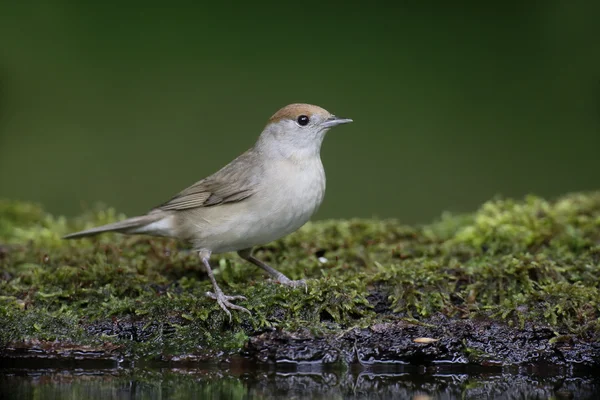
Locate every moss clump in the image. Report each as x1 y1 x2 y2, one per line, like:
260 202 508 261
1 192 600 361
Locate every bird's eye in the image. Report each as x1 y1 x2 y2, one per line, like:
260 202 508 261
297 115 310 126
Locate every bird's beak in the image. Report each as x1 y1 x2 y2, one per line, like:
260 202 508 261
321 115 353 129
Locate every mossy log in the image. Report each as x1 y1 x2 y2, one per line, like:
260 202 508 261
1 192 599 367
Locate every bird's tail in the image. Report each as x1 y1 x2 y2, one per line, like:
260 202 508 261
63 214 164 239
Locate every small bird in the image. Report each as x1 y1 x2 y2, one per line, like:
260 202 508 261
64 103 352 319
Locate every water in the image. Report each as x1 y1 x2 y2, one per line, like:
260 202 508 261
2 361 600 399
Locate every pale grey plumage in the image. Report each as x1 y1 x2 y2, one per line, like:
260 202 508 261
63 103 352 320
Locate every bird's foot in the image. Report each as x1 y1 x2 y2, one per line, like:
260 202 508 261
276 276 308 292
205 290 251 321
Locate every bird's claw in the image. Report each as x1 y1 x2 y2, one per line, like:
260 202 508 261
276 277 308 293
205 291 251 321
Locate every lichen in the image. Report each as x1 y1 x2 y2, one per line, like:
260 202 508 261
1 192 599 361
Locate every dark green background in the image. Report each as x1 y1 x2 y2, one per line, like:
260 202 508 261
1 1 598 223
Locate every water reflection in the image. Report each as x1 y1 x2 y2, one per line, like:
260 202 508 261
2 362 599 399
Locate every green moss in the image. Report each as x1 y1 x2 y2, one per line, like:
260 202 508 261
1 192 600 359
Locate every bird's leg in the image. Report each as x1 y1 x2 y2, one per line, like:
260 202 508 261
237 248 307 289
199 250 250 321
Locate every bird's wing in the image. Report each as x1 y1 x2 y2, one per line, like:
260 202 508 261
153 151 258 212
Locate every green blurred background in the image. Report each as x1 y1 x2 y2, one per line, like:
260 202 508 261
0 1 598 223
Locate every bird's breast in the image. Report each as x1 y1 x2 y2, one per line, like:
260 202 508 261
260 158 326 235
184 157 326 253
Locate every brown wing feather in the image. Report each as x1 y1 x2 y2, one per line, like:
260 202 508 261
154 150 258 212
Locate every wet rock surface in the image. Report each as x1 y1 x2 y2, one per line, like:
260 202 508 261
5 313 599 372
244 314 600 367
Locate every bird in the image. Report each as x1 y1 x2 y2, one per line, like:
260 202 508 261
64 103 353 320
